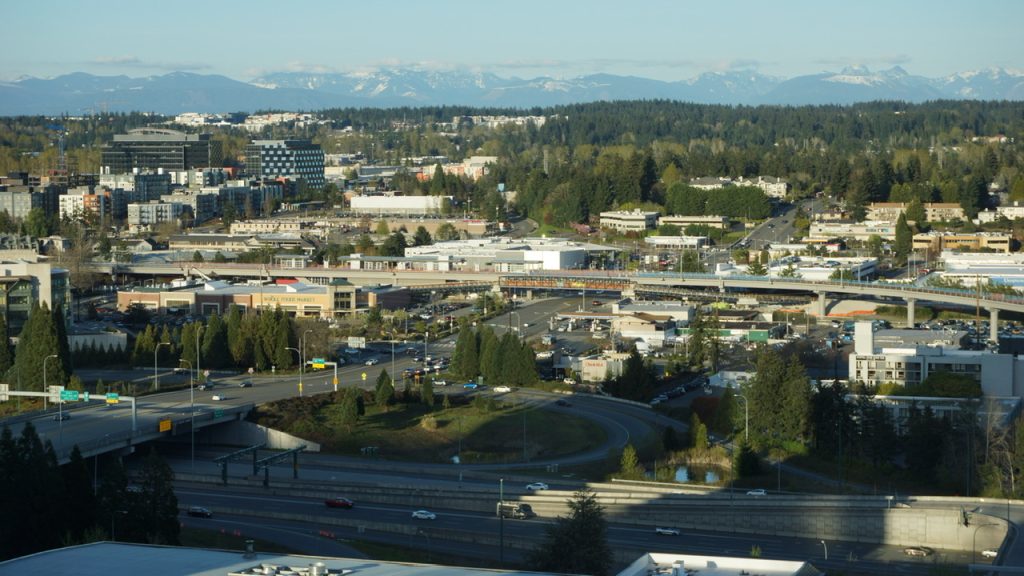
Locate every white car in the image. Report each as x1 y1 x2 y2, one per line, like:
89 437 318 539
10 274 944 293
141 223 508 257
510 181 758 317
982 548 999 559
211 395 224 401
746 489 767 496
494 386 512 393
364 358 379 366
655 527 680 536
525 482 549 491
411 510 436 520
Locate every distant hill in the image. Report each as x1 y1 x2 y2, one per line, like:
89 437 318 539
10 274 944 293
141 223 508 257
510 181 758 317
1 66 1022 116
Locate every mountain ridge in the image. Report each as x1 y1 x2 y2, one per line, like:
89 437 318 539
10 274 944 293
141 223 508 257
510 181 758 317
1 66 1023 116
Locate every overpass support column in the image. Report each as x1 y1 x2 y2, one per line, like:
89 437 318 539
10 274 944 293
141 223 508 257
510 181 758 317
906 298 916 328
990 308 1000 343
814 292 828 317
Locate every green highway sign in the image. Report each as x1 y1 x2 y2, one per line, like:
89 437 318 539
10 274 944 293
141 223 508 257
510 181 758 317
214 409 224 418
59 390 79 401
105 393 120 404
312 357 325 364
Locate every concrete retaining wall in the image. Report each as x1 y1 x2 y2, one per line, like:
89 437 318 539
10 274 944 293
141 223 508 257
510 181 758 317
200 421 321 452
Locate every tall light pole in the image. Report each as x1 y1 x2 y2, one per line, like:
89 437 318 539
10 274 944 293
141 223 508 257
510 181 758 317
973 523 999 563
195 324 203 388
300 329 312 397
179 359 194 472
820 540 828 560
736 393 749 442
44 354 59 441
154 342 170 391
286 347 300 396
499 477 505 563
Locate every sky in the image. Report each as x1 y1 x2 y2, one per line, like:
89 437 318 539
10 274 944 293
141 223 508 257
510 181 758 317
3 0 1022 82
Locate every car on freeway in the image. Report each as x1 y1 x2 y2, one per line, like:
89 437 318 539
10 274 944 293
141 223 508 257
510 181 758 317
655 527 680 536
186 506 212 518
324 497 354 509
746 489 767 496
555 399 572 407
463 382 479 390
434 379 448 387
211 395 224 401
592 300 602 306
238 381 252 388
526 482 549 491
982 549 999 559
364 358 379 366
53 413 70 421
494 386 512 393
903 546 933 557
411 510 436 520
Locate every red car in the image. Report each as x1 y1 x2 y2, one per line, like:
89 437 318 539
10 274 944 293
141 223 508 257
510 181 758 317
324 497 354 509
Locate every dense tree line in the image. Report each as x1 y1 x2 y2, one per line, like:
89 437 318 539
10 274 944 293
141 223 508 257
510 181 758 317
451 320 536 388
0 423 179 560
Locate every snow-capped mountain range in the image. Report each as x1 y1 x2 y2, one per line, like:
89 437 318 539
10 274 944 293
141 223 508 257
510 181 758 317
1 66 1022 116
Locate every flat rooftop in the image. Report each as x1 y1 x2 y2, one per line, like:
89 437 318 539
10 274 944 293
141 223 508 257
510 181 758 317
0 542 555 576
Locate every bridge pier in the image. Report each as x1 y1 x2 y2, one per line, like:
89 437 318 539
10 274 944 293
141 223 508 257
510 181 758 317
990 308 1000 343
814 292 828 317
906 298 916 328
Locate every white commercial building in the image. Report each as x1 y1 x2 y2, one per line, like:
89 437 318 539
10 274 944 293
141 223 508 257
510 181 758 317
644 235 709 249
716 255 877 281
657 214 730 230
849 321 1024 396
350 194 450 215
809 220 899 241
404 237 588 272
938 251 1024 289
600 209 659 232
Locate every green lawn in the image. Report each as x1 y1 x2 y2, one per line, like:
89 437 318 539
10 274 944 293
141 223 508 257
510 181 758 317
263 395 607 464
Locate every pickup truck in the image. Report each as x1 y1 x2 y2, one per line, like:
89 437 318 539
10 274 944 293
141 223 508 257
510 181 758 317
497 502 535 519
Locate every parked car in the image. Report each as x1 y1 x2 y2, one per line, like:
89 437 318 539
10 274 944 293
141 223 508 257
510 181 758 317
324 497 354 509
494 386 512 393
903 546 933 557
655 527 680 536
525 482 549 491
186 506 212 518
411 510 436 520
746 489 767 496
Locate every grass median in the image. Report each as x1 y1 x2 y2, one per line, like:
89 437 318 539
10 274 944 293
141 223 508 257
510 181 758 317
253 391 607 464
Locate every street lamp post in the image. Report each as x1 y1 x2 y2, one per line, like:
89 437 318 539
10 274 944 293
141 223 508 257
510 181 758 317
973 523 999 563
499 477 505 563
154 342 170 391
424 331 429 368
736 393 749 442
286 347 300 396
44 354 59 440
300 329 312 397
195 325 203 388
820 540 828 560
179 359 194 472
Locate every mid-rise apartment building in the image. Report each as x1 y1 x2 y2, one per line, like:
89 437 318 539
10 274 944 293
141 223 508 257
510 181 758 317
244 139 325 190
912 231 1012 254
101 129 221 173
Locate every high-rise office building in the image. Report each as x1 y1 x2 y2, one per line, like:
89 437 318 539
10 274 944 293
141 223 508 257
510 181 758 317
101 128 222 173
244 139 325 190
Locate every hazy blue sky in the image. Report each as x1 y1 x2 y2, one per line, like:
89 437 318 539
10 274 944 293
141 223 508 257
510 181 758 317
3 0 1021 81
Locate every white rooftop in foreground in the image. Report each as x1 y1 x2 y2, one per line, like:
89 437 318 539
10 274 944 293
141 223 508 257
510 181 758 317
0 542 554 576
617 553 821 576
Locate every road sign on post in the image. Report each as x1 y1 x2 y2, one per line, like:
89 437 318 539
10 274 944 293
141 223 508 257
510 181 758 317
0 383 7 402
60 390 80 402
361 372 367 382
105 393 120 404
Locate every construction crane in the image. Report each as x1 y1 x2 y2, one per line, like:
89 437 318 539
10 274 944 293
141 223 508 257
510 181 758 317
46 123 67 173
